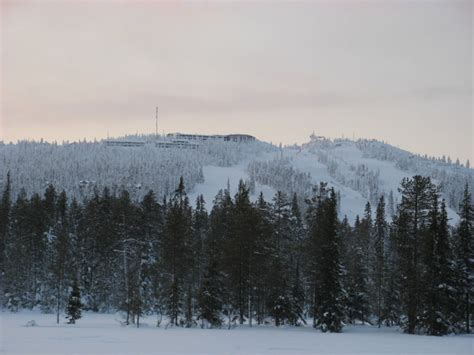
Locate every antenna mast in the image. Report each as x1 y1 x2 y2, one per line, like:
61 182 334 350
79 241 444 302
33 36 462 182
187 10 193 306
155 107 159 138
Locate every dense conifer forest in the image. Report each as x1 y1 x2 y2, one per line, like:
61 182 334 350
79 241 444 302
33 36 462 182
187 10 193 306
0 173 472 335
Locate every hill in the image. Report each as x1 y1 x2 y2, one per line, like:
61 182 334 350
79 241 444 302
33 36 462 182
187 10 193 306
0 134 472 223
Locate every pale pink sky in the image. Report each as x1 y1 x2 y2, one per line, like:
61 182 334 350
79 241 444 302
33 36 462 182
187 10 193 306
1 0 472 161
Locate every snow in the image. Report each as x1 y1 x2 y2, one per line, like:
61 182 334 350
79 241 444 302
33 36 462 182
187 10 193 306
189 163 276 206
1 311 472 355
287 149 370 223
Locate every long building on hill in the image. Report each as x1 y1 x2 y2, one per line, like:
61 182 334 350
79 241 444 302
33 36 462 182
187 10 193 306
167 133 256 143
104 133 256 148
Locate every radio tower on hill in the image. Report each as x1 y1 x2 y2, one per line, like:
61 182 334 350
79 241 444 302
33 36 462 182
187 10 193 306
155 106 159 139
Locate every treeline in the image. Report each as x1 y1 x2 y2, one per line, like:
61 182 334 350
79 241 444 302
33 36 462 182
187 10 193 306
0 174 472 335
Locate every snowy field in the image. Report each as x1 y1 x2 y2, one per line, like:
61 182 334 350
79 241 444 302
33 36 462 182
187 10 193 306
1 312 472 355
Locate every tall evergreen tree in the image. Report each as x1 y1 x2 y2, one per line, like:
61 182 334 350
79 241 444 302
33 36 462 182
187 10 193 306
66 278 82 324
208 188 234 325
140 190 163 326
345 215 370 324
372 196 388 327
381 223 402 327
306 184 344 332
4 189 30 310
253 192 273 325
421 196 456 335
396 176 436 334
49 191 71 323
192 195 209 299
161 177 193 326
289 193 306 326
455 184 473 333
224 180 258 325
0 172 11 306
197 259 223 328
268 191 294 326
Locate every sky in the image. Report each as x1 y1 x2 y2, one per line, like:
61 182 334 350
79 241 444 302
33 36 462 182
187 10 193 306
1 0 472 162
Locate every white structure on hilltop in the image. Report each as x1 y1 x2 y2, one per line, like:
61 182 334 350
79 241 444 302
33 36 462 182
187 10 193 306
167 133 256 143
104 133 256 149
155 139 199 149
104 140 145 147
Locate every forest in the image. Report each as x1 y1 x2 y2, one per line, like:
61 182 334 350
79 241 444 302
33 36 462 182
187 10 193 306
0 173 472 336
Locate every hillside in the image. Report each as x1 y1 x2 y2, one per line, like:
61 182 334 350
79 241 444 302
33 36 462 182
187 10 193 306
0 134 472 223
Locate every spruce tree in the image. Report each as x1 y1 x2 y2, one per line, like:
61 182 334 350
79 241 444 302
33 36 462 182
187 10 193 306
66 279 82 324
455 184 473 333
420 192 444 335
0 172 11 307
381 223 402 327
345 215 370 324
268 191 294 326
28 192 48 309
139 190 163 326
162 177 193 326
192 195 209 300
396 176 436 334
224 180 257 325
372 196 388 327
306 184 344 332
289 193 305 325
208 188 234 324
50 191 70 323
4 189 30 310
197 259 223 328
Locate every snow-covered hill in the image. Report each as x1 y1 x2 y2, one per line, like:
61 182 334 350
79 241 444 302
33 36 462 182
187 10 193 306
0 134 472 223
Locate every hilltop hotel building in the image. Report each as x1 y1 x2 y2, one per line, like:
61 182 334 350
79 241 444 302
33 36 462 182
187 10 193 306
166 133 255 142
105 133 256 149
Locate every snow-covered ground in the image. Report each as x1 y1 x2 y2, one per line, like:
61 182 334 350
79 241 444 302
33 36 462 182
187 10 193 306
188 162 276 207
1 312 472 355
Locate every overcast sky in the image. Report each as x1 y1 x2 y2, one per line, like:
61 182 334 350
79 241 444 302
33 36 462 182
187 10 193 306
1 0 472 161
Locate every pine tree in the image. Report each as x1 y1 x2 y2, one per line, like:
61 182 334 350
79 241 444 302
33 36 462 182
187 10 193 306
139 190 163 326
306 184 344 332
421 197 456 335
289 262 305 326
455 184 473 333
184 285 194 328
49 191 71 323
66 279 82 324
224 180 257 325
43 184 57 229
4 189 30 310
161 177 193 326
166 279 182 327
381 223 402 327
0 172 11 306
396 176 436 334
345 215 370 324
268 191 294 326
28 192 48 309
289 193 305 326
192 195 209 299
372 196 388 327
197 259 223 328
208 188 234 325
115 189 146 326
426 198 456 335
253 192 273 325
